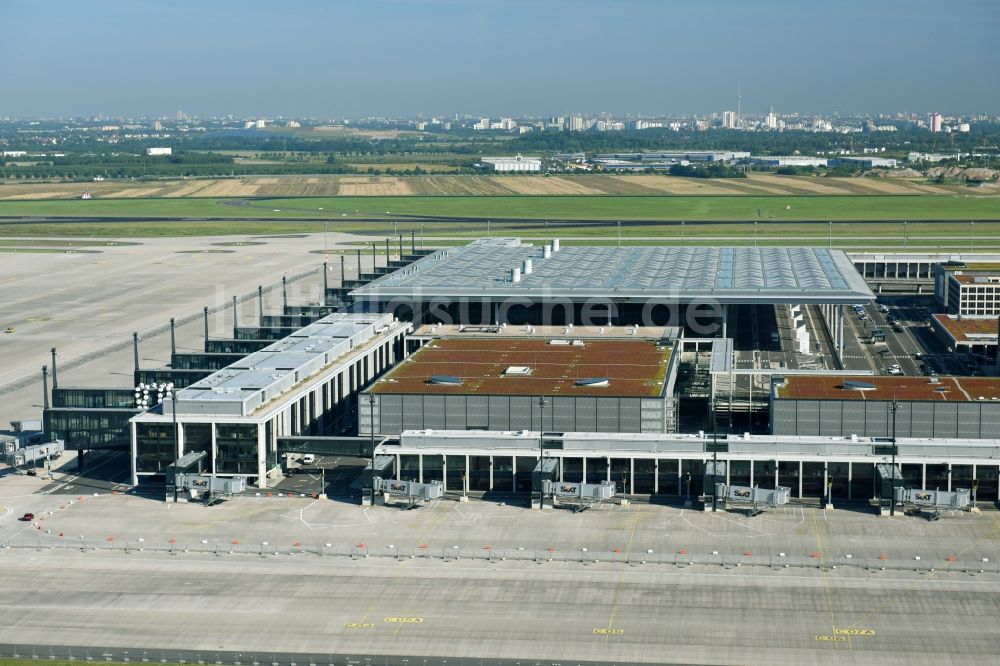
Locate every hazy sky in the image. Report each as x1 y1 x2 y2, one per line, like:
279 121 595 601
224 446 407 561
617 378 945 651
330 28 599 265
4 0 998 118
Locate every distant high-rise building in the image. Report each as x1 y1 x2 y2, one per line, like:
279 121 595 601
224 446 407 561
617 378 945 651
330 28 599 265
568 115 585 132
722 111 737 129
929 112 943 132
153 120 162 131
765 111 777 129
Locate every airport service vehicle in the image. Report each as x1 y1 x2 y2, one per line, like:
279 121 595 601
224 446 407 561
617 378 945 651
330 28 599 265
302 454 315 465
19 513 34 522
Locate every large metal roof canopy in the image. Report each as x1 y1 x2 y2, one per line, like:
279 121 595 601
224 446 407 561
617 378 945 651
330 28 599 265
350 239 874 305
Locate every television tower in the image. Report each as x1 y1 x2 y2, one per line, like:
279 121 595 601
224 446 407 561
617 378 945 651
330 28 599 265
737 85 742 123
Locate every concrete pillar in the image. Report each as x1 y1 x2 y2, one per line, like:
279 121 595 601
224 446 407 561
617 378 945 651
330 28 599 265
721 304 728 338
582 458 587 484
677 459 682 495
465 454 470 495
130 420 139 486
921 463 926 490
606 457 611 483
947 463 952 492
798 461 803 499
441 456 447 492
489 456 494 490
257 423 267 489
210 425 217 477
629 458 635 495
653 459 659 494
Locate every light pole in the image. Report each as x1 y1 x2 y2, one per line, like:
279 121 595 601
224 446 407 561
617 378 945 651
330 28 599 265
538 396 548 508
754 220 758 248
681 220 685 246
903 220 907 250
365 393 376 505
970 220 975 253
617 220 621 248
419 223 424 250
890 398 898 516
828 220 833 249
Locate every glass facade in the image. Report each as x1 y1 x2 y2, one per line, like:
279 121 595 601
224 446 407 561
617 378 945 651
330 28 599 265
135 422 177 474
214 423 258 475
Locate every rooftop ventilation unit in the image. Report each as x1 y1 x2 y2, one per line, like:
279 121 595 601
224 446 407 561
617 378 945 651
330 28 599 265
428 375 463 386
503 366 533 377
575 377 609 388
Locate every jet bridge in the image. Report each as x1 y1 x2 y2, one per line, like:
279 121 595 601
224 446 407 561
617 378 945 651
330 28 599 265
895 487 972 521
373 477 443 509
714 483 790 516
543 479 617 512
6 440 64 472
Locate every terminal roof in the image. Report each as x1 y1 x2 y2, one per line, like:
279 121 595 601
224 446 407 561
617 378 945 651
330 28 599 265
371 337 671 398
350 239 874 305
175 312 394 417
776 375 1000 402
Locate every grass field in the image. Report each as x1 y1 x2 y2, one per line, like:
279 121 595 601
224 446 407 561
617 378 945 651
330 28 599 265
0 193 997 223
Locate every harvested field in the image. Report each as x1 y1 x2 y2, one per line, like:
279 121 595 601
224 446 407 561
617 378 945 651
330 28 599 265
605 175 752 195
195 179 261 197
163 181 215 197
499 176 605 195
0 191 78 200
0 172 985 201
107 186 165 198
337 177 414 196
748 175 860 195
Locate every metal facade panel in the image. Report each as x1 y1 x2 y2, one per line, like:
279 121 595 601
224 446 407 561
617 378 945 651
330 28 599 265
574 397 598 432
445 395 467 430
819 401 844 436
595 398 621 433
551 397 576 432
401 395 425 431
793 401 821 437
422 395 446 429
864 402 890 438
618 398 641 433
488 396 510 431
379 395 403 434
467 396 489 429
510 396 533 430
955 403 983 438
932 404 959 438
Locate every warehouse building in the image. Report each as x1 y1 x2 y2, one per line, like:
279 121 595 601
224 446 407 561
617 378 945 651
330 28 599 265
359 336 679 436
130 312 410 486
770 375 1000 439
374 429 1000 503
480 155 542 172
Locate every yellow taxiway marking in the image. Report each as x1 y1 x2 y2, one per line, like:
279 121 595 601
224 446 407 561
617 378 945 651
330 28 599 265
594 628 624 636
601 505 642 642
815 635 847 642
836 628 875 636
384 617 423 623
343 623 373 629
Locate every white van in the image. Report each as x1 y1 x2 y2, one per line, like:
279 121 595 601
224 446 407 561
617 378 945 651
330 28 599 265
302 454 315 465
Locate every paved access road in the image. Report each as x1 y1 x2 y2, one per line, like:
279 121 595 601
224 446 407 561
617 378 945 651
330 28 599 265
1 549 999 666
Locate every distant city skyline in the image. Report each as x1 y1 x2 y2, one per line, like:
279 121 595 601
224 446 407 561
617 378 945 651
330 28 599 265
2 0 998 118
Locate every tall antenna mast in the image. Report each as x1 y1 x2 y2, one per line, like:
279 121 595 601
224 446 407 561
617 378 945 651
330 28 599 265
737 84 742 123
